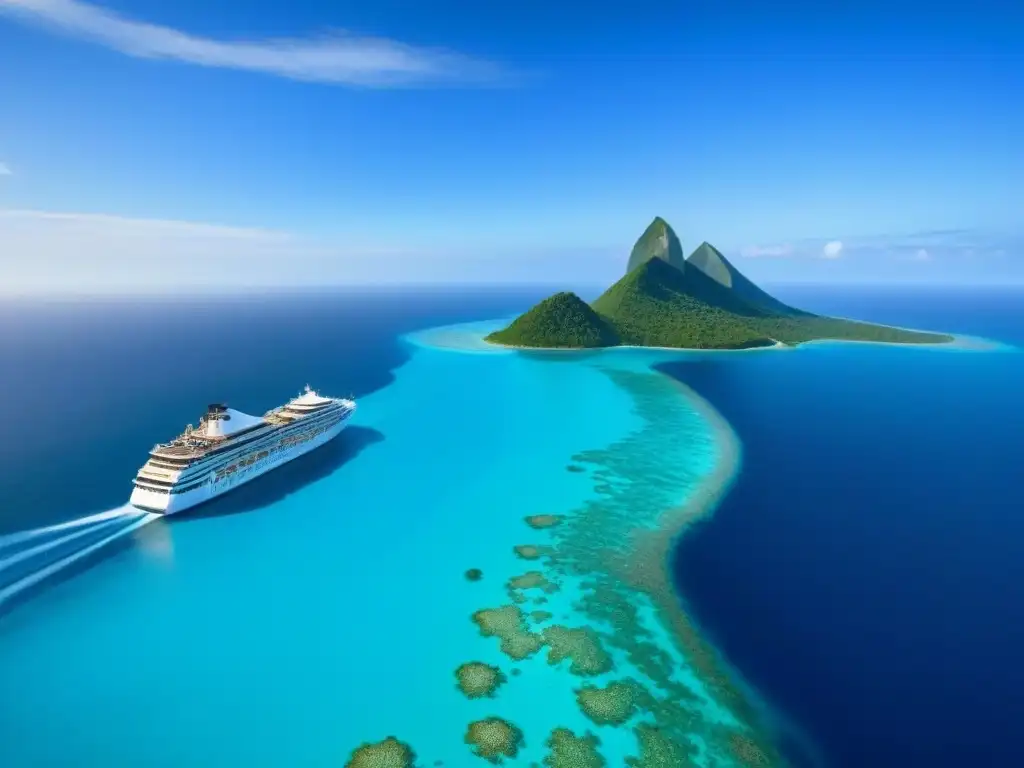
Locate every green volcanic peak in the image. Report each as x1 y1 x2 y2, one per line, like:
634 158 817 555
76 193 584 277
686 241 805 317
686 242 733 288
487 218 954 351
592 257 776 349
626 217 685 275
485 291 619 348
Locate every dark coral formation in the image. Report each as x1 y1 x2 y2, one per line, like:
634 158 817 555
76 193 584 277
464 717 524 764
566 464 587 473
455 662 506 699
575 679 644 726
465 568 484 582
625 724 698 767
524 514 564 529
344 736 417 768
543 728 606 768
542 625 613 677
725 729 775 766
508 571 559 594
530 610 553 623
471 605 545 661
514 544 553 561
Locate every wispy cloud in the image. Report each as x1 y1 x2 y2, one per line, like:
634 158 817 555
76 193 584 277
740 243 793 258
0 209 361 293
0 209 611 293
0 208 287 239
836 229 1020 262
822 240 843 259
0 0 506 86
0 162 11 176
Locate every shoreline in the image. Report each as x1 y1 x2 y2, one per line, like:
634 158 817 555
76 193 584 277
484 333 965 354
484 335 787 354
409 317 1002 357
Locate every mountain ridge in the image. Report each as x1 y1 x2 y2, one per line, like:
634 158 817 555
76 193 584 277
625 217 686 274
685 241 808 317
486 218 953 350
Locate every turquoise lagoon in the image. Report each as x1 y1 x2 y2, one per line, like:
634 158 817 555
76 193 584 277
0 317 783 767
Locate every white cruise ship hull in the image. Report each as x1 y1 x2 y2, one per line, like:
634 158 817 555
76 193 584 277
130 418 349 516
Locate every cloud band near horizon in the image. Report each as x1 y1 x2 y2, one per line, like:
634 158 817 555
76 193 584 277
0 0 506 86
2 208 1020 293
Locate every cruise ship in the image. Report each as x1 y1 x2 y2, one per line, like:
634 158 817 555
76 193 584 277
129 386 356 515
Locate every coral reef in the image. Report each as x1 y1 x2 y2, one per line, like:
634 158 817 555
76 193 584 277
344 736 417 768
542 625 613 676
625 724 698 767
543 728 605 768
455 662 506 699
465 568 484 582
726 730 775 766
513 544 552 561
471 605 546 661
464 717 524 764
508 571 559 594
575 679 644 726
524 514 564 529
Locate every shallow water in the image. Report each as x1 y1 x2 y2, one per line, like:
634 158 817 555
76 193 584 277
1 287 1010 767
0 309 767 766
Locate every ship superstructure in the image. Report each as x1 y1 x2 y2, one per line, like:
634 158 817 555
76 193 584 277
130 386 355 515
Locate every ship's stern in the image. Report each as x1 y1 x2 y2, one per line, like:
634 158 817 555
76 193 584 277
130 484 211 516
129 486 174 514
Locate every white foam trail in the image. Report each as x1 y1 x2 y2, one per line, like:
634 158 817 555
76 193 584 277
0 512 160 609
0 505 136 552
0 514 135 575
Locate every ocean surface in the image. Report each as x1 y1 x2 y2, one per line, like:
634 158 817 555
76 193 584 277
665 286 1024 768
0 285 1019 766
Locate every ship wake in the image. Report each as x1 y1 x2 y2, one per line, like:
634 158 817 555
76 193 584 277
0 506 159 611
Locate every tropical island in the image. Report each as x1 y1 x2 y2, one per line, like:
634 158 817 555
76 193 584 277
487 217 953 349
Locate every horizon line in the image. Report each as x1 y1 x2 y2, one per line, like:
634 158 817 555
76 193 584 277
2 280 1023 302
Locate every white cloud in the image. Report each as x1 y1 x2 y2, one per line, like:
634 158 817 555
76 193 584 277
0 209 378 293
0 0 504 86
0 162 11 176
914 248 930 261
0 208 285 239
821 240 843 259
740 243 793 258
0 209 612 293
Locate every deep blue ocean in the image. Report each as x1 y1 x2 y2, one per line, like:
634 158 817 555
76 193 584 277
0 288 550 535
666 286 1024 768
0 285 1020 766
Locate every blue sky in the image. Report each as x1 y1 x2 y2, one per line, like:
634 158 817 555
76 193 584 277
1 0 1022 292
